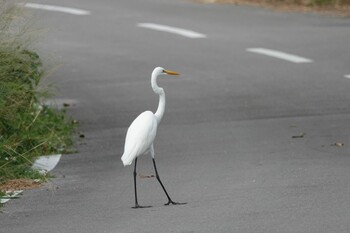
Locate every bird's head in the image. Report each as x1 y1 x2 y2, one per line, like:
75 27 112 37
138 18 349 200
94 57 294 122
153 67 180 77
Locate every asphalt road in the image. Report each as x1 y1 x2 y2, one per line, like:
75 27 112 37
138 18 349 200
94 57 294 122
2 0 350 232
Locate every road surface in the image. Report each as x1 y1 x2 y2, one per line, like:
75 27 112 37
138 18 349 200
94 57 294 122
2 0 350 232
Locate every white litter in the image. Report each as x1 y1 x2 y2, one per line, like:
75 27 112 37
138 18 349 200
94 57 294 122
32 154 62 174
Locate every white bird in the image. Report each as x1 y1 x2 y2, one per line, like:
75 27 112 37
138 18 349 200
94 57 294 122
121 67 186 208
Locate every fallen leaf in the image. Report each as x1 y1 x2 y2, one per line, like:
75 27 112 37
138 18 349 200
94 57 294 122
139 174 155 179
331 142 344 147
292 132 306 138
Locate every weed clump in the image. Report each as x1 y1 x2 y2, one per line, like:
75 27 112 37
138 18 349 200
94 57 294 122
0 1 74 186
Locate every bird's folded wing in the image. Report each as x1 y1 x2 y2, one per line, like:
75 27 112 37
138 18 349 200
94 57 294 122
121 111 157 165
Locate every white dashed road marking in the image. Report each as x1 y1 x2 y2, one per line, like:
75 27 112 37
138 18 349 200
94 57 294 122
137 23 207 39
345 75 350 79
247 48 313 63
22 3 90 15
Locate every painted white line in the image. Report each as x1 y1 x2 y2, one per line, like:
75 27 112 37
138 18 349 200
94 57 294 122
32 154 62 174
247 48 313 63
137 23 206 39
1 190 23 204
344 74 350 79
22 3 90 15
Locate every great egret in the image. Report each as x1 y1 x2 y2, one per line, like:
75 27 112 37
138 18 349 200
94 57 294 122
121 67 186 208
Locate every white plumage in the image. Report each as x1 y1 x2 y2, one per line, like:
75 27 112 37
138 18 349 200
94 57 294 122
121 67 177 166
121 111 157 166
120 67 186 208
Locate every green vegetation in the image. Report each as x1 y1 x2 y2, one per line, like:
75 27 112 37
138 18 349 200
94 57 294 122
0 0 75 199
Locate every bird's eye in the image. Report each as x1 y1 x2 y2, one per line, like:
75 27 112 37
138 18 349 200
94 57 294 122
162 70 166 73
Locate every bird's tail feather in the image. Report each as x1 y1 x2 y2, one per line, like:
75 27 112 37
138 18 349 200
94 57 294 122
121 153 133 166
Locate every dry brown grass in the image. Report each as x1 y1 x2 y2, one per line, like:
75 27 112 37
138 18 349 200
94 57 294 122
196 0 350 16
0 178 41 191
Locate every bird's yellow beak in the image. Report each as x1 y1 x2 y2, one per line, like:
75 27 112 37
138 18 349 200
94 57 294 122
164 69 180 75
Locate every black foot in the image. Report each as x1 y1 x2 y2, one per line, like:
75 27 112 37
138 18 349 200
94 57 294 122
164 200 187 206
132 204 152 209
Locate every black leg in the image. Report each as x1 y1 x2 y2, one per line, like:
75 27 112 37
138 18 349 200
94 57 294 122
132 158 151 209
152 158 186 206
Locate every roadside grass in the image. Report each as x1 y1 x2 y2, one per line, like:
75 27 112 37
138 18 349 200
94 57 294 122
233 0 350 6
0 1 75 204
198 0 350 16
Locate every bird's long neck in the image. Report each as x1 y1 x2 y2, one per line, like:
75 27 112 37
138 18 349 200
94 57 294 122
151 71 165 123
